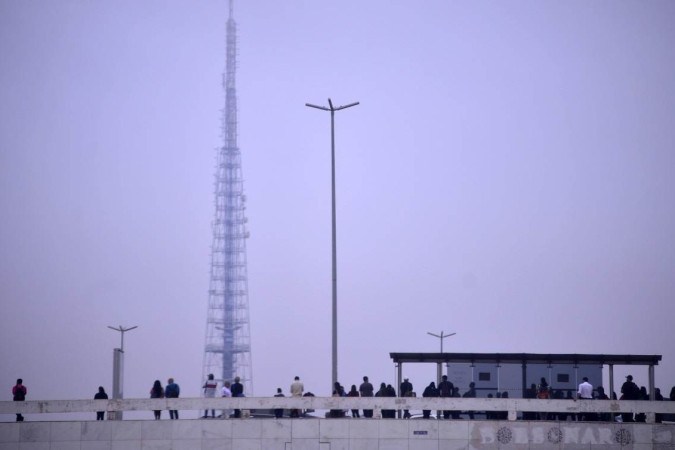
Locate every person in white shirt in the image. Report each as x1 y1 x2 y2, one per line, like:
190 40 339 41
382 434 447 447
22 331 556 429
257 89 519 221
290 376 304 417
577 377 593 399
202 374 218 418
220 381 232 419
576 377 595 421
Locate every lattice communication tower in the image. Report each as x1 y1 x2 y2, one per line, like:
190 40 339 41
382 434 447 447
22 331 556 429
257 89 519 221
202 0 253 394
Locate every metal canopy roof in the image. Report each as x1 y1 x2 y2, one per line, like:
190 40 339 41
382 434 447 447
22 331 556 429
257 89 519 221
390 352 662 366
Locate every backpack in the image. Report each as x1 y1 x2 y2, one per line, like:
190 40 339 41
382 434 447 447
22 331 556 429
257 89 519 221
13 386 26 401
165 384 179 398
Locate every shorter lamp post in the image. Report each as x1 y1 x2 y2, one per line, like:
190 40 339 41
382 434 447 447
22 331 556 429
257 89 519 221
427 331 456 388
107 325 138 420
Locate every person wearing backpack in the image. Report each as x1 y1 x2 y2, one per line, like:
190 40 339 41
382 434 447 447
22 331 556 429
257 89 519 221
12 379 27 422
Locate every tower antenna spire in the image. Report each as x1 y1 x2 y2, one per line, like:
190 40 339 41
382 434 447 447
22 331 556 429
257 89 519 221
203 0 253 395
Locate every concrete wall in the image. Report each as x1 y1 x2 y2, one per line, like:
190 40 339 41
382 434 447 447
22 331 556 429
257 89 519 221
1 418 674 449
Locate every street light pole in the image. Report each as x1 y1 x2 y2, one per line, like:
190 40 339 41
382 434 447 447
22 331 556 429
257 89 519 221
107 325 138 420
306 98 359 392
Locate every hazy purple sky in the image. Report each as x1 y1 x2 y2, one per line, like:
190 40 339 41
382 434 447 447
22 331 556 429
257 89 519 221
1 0 674 415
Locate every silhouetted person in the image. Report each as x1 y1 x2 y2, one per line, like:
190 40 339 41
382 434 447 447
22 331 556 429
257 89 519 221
347 384 360 418
635 386 649 422
537 378 550 420
384 384 396 418
359 376 374 418
374 383 387 419
150 380 164 420
231 376 244 418
94 386 108 421
496 391 509 420
612 391 621 422
12 379 26 422
620 375 639 422
552 389 566 421
451 386 462 419
165 378 180 419
274 388 284 418
437 375 454 419
422 382 437 419
596 386 610 421
400 378 413 418
462 382 476 419
523 383 537 420
486 393 494 420
331 381 346 418
655 387 664 423
302 391 315 417
564 391 576 421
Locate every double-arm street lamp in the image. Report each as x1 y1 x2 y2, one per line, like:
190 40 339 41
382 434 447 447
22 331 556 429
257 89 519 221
427 330 456 389
305 98 359 392
108 325 138 353
107 325 138 419
427 330 456 353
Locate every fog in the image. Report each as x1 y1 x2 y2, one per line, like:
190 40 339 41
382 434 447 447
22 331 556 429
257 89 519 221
1 0 674 420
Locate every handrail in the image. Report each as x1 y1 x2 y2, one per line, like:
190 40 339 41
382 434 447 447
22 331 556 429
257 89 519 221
2 397 674 422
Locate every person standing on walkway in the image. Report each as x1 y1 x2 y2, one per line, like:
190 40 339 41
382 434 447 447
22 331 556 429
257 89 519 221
576 377 595 421
400 378 413 418
437 375 454 419
94 386 108 421
422 381 438 419
274 388 285 418
620 375 639 422
347 385 360 418
150 380 164 420
577 377 593 400
537 378 551 420
221 381 232 419
12 379 27 422
202 374 218 418
463 382 477 420
231 376 244 418
359 376 374 418
165 378 180 420
290 376 304 418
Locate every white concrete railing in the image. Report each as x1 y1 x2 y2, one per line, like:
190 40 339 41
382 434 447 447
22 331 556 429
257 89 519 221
2 397 674 422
